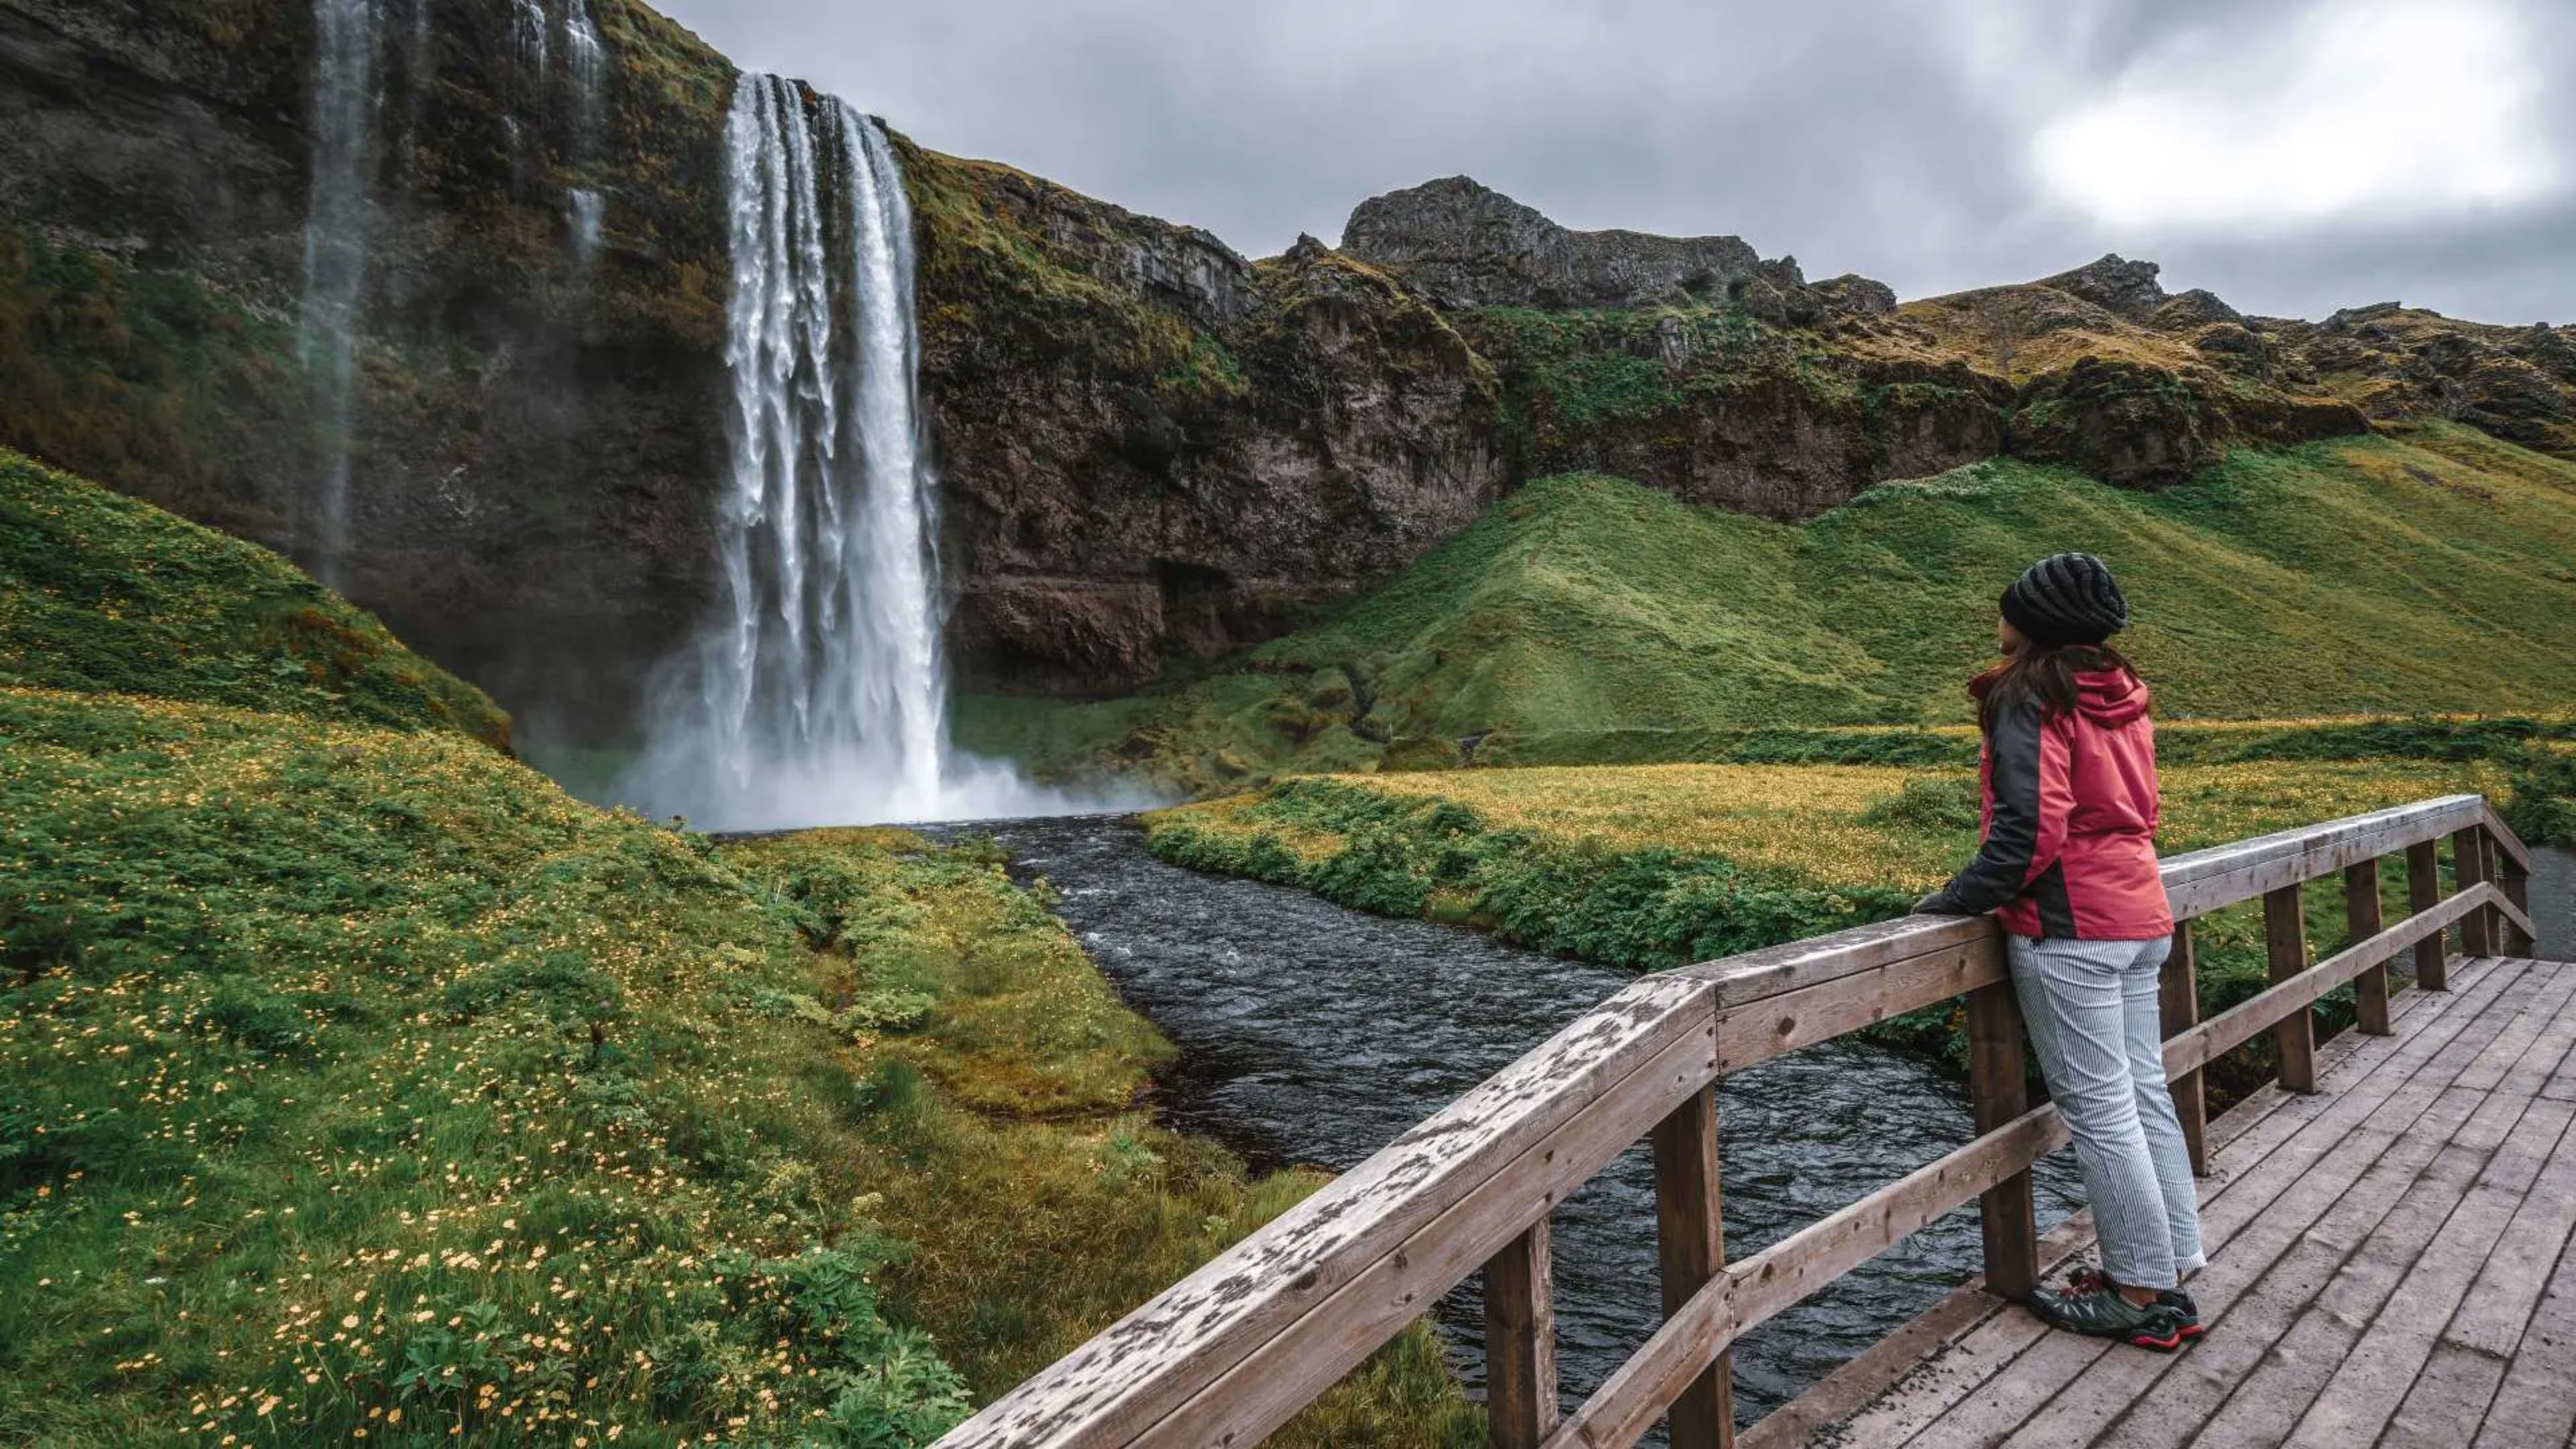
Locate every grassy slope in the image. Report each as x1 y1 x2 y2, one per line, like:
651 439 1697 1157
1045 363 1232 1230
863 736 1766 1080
0 448 512 751
0 469 1477 1444
958 425 2576 794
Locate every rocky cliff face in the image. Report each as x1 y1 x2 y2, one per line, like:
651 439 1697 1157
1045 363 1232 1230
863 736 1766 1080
2 1 2568 735
902 158 1504 695
0 0 1502 732
0 0 735 745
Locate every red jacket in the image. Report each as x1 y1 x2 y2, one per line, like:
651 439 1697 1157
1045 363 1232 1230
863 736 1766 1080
1931 667 2175 941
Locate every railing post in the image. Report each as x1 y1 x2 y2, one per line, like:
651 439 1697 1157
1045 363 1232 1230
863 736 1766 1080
2499 843 2535 958
2264 883 2316 1093
1481 1220 1557 1449
2452 825 2494 960
2159 919 2208 1175
1965 975 2037 1300
1652 1086 1733 1449
2346 858 2392 1036
2407 840 2447 991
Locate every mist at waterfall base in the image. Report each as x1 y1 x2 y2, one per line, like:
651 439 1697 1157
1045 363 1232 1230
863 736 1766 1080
611 76 1124 832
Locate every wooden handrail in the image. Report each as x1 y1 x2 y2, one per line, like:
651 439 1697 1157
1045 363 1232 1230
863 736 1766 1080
1542 880 2518 1449
933 795 2546 1449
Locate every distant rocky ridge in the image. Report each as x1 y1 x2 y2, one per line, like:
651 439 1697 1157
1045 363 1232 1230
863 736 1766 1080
1 0 2570 735
1342 175 1896 321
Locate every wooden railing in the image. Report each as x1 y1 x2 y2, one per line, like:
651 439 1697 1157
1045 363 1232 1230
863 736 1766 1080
934 796 2542 1449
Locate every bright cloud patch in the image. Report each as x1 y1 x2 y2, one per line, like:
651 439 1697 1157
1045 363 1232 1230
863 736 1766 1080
2031 0 2557 232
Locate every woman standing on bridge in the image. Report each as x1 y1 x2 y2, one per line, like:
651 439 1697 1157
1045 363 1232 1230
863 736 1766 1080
1913 553 2204 1352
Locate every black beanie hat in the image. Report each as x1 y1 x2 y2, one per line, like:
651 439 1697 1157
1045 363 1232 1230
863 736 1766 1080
2000 552 2129 646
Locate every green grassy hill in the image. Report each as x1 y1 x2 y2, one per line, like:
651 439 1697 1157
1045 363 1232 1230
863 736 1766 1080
0 464 1473 1444
957 425 2576 794
0 448 511 750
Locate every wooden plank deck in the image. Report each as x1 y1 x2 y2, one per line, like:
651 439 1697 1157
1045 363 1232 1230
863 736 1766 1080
1756 955 2576 1449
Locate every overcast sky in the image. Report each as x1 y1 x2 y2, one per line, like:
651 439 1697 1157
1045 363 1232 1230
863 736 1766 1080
653 0 2576 323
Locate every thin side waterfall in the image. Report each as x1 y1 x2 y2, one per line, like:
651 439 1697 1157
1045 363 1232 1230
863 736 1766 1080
564 0 604 143
299 0 383 590
617 76 1090 830
563 0 606 262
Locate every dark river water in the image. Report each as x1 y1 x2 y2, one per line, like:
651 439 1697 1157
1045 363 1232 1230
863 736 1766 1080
926 815 2088 1430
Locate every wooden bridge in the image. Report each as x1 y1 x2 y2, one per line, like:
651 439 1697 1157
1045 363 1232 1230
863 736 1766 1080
934 795 2562 1448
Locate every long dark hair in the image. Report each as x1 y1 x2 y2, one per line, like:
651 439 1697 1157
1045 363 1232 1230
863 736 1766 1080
1972 642 2143 732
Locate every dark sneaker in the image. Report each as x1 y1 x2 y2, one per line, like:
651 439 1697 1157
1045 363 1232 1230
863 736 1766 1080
2067 1266 2202 1340
2031 1283 2190 1350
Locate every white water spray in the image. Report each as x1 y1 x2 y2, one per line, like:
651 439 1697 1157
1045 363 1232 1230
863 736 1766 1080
298 0 382 590
618 76 1093 830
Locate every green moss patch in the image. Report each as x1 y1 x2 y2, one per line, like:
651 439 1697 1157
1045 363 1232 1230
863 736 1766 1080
0 449 511 750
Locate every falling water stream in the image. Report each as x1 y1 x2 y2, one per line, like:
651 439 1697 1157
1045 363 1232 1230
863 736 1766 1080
298 0 382 590
926 815 2092 1432
622 75 1072 829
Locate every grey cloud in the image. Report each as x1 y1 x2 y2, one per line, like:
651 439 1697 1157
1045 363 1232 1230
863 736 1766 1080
653 0 2576 322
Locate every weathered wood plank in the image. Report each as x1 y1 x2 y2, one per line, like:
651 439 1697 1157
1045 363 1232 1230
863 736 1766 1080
2105 963 2576 1449
2176 963 2576 1449
2408 840 2448 992
2020 961 2572 1449
1968 978 2036 1303
2267 882 2318 1093
2160 796 2486 918
2454 825 2496 961
1762 959 2524 1444
2377 1343 2510 1449
1652 1088 1731 1449
1679 914 1996 1005
1934 957 2553 1449
2279 1096 2576 1448
2348 858 2392 1036
2442 1014 2576 1359
2006 969 2559 1449
1134 1015 1723 1449
2178 1126 2493 1449
2469 1232 2576 1447
932 971 1714 1449
2161 920 2208 1174
1711 938 2005 1072
1483 1219 1557 1449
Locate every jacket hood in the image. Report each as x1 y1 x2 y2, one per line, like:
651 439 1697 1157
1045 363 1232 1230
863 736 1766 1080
2074 668 2151 727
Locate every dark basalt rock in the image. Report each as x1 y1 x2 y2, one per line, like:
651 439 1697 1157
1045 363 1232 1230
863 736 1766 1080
1340 175 1891 322
2041 255 2169 317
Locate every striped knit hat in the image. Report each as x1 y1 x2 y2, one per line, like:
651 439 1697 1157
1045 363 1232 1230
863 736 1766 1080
2000 552 2129 646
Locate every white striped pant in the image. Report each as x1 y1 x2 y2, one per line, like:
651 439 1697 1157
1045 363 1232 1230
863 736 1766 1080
2008 932 2207 1290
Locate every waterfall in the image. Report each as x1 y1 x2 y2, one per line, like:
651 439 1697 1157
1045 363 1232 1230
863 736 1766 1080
298 0 382 590
513 0 549 72
563 0 604 143
562 0 606 262
617 76 1083 830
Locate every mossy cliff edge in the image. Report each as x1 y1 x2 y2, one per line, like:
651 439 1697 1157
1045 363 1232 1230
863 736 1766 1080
5 1 2573 744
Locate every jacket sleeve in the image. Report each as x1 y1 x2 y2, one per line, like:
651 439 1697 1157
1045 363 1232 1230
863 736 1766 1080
1919 700 2072 916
